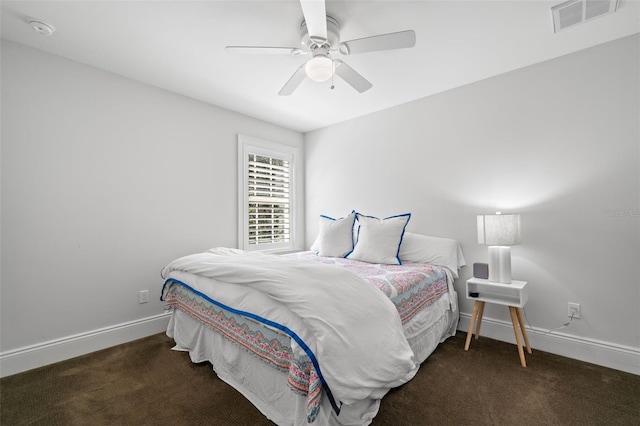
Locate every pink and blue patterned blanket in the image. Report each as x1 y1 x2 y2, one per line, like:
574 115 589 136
164 282 326 419
288 251 450 324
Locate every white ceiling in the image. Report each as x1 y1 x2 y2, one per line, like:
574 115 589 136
2 1 639 133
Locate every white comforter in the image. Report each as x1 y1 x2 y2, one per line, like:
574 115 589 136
161 248 418 408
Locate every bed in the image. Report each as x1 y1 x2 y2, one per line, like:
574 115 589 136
160 213 465 426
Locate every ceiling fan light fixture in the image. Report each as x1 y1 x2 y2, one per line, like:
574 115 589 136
305 55 333 82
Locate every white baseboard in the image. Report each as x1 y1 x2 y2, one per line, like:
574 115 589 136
2 312 636 378
458 313 640 375
0 312 171 378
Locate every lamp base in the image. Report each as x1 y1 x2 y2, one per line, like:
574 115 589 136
487 246 512 284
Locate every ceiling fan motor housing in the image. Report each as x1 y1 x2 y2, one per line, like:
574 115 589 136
299 15 340 49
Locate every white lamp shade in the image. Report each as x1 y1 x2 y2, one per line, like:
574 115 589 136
477 214 521 246
305 55 333 82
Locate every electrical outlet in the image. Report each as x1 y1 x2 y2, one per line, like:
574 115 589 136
568 302 580 319
139 290 149 304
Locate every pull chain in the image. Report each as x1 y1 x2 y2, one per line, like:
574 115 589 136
330 61 335 90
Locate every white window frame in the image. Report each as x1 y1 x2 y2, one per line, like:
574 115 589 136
238 134 298 252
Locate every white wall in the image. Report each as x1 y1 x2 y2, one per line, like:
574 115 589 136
2 34 638 376
0 41 303 373
305 35 639 373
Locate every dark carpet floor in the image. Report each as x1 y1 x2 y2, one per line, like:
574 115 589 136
1 332 638 425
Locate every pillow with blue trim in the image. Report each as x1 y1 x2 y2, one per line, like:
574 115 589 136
310 212 356 257
348 213 411 265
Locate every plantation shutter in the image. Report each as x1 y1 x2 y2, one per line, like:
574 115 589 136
247 153 291 245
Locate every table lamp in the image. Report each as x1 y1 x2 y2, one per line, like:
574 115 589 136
477 213 521 284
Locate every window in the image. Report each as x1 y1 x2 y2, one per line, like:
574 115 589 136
238 135 298 252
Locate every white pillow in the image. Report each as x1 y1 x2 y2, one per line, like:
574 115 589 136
310 212 356 257
399 232 467 278
347 213 411 265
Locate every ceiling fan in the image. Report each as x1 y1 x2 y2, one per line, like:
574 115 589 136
225 0 416 96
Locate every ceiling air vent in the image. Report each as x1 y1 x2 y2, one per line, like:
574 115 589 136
551 0 619 33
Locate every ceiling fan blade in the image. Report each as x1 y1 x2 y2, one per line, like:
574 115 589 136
338 30 416 55
300 0 327 44
334 60 372 93
226 46 305 56
278 64 307 96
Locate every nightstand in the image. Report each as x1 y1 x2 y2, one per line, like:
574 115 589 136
464 278 532 367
